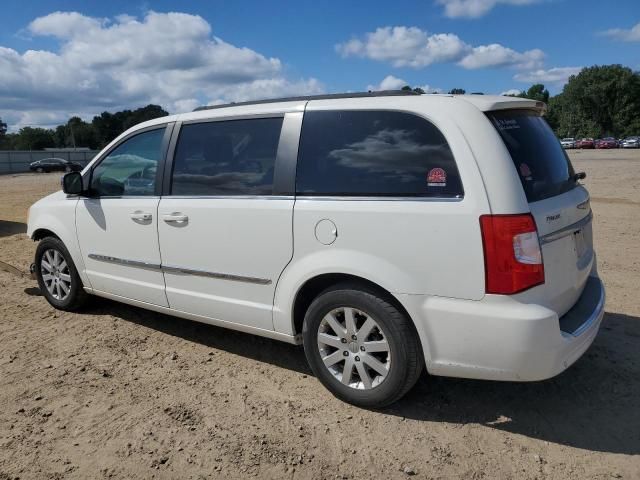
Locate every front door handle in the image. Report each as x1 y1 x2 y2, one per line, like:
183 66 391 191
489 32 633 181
162 213 189 225
130 211 152 222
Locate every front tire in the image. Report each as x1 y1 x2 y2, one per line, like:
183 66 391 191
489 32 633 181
35 237 89 311
302 286 423 408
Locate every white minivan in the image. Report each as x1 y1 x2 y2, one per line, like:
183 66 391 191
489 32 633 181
28 91 605 407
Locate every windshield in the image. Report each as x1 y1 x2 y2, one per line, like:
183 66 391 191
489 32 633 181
487 110 577 203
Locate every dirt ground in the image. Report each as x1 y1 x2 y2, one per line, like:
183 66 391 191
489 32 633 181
1 149 639 480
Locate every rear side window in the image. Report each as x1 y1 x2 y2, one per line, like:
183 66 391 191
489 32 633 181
170 117 283 196
488 110 576 203
296 110 463 197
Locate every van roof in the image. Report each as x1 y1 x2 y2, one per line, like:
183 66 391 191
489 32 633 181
135 91 545 130
192 90 421 111
192 91 543 114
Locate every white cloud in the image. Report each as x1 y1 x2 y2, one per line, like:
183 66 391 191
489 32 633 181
337 26 544 71
0 11 322 131
459 44 544 70
435 0 542 19
337 27 469 68
367 76 443 93
500 88 522 96
599 22 640 42
367 75 408 91
514 66 582 84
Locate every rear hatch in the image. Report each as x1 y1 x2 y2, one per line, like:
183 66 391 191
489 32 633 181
487 110 594 316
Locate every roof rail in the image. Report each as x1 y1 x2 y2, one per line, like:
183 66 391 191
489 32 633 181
193 90 421 112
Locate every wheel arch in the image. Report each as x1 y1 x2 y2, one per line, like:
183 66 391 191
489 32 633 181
291 273 415 338
28 210 91 290
31 228 61 241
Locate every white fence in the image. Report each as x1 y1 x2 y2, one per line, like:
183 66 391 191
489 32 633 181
0 150 98 174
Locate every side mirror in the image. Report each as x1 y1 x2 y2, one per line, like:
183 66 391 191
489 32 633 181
62 171 84 195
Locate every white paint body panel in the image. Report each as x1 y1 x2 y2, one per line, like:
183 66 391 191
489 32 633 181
157 198 294 330
75 197 167 306
27 191 91 289
27 93 604 384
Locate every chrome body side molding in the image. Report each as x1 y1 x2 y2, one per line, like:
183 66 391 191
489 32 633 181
88 254 161 270
88 254 271 285
162 264 272 285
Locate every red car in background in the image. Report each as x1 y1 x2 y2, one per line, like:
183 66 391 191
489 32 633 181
577 138 595 149
596 137 618 149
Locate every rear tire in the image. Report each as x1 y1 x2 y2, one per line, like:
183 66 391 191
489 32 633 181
302 285 423 408
35 237 89 311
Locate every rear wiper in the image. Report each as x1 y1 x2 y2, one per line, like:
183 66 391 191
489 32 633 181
573 172 586 181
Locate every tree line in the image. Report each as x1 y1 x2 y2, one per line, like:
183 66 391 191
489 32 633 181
407 65 640 139
0 105 168 151
1 64 639 151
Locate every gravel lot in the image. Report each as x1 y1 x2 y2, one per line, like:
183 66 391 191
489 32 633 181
1 149 639 479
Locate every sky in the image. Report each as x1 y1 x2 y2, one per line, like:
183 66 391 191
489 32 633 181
0 0 638 131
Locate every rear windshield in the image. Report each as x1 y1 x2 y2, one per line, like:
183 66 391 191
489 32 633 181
488 110 576 203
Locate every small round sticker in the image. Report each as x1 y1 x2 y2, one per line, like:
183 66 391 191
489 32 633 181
519 163 533 180
427 167 447 187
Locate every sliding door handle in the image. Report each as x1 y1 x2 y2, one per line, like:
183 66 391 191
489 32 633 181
162 213 189 224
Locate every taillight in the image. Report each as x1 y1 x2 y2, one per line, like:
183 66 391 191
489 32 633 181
480 214 544 294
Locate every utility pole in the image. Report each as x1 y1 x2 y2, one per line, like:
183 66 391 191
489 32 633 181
70 123 76 150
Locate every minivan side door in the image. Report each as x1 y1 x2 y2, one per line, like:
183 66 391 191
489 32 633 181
76 125 172 306
157 114 300 330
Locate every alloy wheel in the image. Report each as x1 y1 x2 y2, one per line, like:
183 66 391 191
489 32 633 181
317 306 391 390
41 248 71 301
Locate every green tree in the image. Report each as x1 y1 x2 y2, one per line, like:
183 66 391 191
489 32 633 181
92 104 168 148
0 117 7 137
448 88 466 95
14 127 56 150
122 104 168 131
518 84 550 103
401 85 426 94
554 65 640 138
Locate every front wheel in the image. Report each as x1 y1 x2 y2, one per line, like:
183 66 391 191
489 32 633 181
35 237 89 311
302 286 423 408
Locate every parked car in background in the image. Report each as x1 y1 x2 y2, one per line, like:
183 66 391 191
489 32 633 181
577 138 595 149
27 92 604 408
560 138 576 149
29 158 83 173
622 136 639 149
596 137 618 149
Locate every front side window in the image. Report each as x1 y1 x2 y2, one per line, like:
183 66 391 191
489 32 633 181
296 110 463 197
91 127 165 196
170 117 283 196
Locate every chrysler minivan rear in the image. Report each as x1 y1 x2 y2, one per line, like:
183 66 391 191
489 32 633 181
405 100 605 382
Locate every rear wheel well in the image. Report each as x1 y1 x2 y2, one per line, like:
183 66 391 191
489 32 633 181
32 229 60 241
292 273 414 336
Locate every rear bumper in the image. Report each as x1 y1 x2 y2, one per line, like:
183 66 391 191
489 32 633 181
399 276 605 381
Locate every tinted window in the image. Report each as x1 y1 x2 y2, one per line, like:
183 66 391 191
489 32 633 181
296 110 462 197
171 118 283 196
91 127 165 196
488 110 576 202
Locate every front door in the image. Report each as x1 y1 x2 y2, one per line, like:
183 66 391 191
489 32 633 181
76 126 171 306
157 116 294 330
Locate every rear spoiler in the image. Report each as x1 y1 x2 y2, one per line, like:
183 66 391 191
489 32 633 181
456 95 547 115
